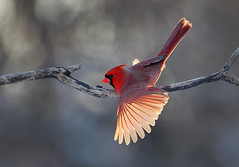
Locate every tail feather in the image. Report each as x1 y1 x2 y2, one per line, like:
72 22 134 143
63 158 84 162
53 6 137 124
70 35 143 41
157 18 192 60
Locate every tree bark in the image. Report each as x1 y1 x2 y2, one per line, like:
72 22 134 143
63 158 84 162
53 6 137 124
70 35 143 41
1 48 239 98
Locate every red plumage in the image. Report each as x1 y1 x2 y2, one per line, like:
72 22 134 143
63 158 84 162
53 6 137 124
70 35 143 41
102 18 192 145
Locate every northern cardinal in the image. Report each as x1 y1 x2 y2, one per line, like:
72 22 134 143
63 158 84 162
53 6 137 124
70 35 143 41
102 18 192 145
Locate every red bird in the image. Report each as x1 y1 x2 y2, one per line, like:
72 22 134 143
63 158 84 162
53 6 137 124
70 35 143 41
102 18 192 145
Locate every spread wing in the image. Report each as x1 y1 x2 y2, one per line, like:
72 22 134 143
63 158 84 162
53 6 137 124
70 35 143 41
114 87 169 145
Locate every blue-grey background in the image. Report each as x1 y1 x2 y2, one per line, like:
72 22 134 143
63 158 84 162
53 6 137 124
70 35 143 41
0 0 239 167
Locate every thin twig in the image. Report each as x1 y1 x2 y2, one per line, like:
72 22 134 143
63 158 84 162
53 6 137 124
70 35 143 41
0 48 238 98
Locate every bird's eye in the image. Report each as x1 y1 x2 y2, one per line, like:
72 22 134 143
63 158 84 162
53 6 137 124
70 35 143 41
109 74 114 78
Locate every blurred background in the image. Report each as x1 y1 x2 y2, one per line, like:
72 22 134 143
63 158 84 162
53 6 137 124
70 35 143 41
0 0 239 167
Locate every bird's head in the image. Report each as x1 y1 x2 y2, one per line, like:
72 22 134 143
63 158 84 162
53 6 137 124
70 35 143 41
101 64 127 94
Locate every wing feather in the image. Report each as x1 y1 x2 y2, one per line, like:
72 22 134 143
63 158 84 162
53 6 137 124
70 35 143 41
126 104 152 133
114 88 169 145
133 101 159 119
124 106 145 139
121 113 131 145
128 103 155 126
137 100 164 114
114 107 120 141
124 111 138 143
118 116 124 144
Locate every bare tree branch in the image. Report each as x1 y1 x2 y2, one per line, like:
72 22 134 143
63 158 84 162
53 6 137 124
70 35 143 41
162 48 239 91
0 48 238 98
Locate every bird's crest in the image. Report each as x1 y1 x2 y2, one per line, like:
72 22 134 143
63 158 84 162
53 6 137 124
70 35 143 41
106 64 127 75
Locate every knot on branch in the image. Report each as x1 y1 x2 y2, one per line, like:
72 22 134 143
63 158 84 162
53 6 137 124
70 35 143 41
221 75 239 86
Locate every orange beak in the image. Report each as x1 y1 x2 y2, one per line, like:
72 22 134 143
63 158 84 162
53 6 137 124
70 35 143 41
101 77 110 83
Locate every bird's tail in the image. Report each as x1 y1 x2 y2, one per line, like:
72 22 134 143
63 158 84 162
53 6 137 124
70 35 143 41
157 18 192 60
